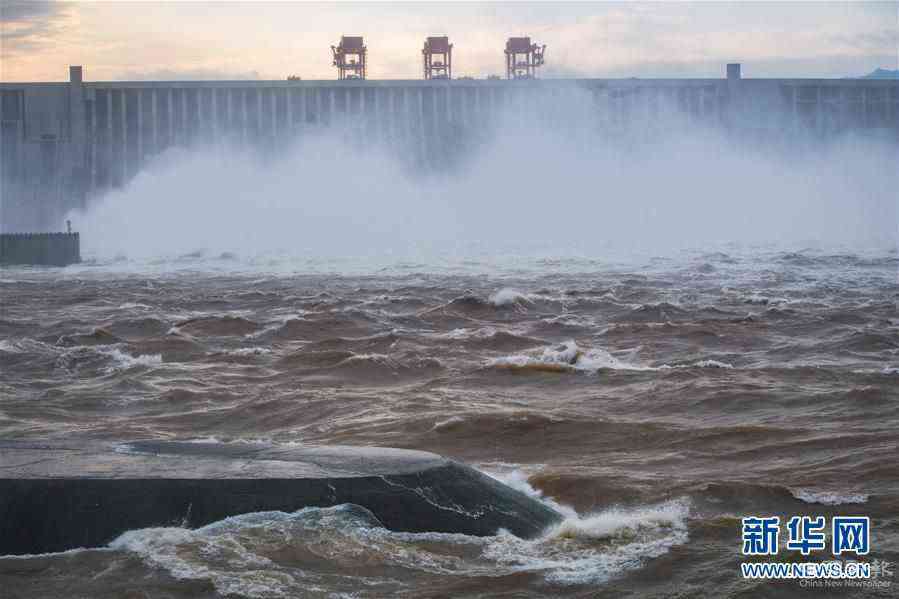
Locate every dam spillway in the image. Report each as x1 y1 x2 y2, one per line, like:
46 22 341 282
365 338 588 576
1 64 897 231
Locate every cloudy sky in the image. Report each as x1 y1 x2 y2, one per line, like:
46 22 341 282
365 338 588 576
1 1 896 81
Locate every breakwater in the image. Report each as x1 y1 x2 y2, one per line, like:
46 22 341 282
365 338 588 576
0 232 80 266
1 64 896 231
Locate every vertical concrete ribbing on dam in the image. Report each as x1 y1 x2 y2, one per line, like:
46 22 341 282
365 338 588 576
89 90 97 191
225 89 233 143
416 87 425 161
209 87 217 143
861 87 869 129
290 88 300 131
220 88 228 142
68 67 86 206
150 89 158 156
329 87 336 125
238 89 245 144
122 90 128 182
170 88 178 147
106 89 113 187
270 87 278 140
181 88 188 146
372 86 381 142
394 87 404 147
302 88 310 127
222 88 229 142
114 90 122 184
285 88 293 136
135 90 142 174
166 89 173 150
257 87 264 142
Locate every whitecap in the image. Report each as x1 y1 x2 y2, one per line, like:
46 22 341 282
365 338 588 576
791 489 869 505
489 288 532 308
489 340 650 373
223 347 272 357
99 347 162 372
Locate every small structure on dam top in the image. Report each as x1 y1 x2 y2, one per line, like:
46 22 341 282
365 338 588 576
505 37 546 79
422 36 453 80
332 35 367 80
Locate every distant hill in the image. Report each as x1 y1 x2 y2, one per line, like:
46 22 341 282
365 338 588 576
860 68 899 79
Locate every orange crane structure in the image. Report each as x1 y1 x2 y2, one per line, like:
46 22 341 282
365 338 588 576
331 36 367 80
504 37 546 79
422 36 452 80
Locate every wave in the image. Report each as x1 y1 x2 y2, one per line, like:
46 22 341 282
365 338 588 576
693 482 873 514
209 347 274 363
105 316 172 339
428 289 534 318
658 359 734 370
265 314 382 342
278 349 443 384
100 478 690 595
488 341 651 373
278 349 356 368
838 331 899 353
490 343 744 374
790 489 869 505
174 315 263 337
302 332 400 355
434 327 543 352
99 347 163 372
488 288 532 309
57 327 123 347
488 341 734 372
1 338 164 376
615 302 688 323
117 302 153 310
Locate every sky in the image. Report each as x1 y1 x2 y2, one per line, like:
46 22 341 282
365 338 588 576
1 1 897 82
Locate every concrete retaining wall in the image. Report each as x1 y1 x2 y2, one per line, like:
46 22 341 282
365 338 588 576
0 232 80 266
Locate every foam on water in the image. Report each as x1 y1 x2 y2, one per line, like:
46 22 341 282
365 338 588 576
489 340 651 373
103 478 690 595
658 359 735 369
480 467 691 583
490 340 742 374
221 347 273 357
489 288 532 308
99 347 163 372
791 489 870 505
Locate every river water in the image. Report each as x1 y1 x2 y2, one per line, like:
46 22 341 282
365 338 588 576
1 247 897 597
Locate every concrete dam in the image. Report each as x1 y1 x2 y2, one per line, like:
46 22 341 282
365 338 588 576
1 64 897 232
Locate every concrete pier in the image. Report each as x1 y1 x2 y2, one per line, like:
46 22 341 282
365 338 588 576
1 64 896 230
0 232 80 266
0 440 562 555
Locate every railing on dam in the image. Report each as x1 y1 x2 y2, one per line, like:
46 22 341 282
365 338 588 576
0 64 897 231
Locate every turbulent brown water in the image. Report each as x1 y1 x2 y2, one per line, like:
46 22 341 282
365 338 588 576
1 248 897 598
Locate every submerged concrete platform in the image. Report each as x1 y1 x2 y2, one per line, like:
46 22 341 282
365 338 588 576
0 440 562 555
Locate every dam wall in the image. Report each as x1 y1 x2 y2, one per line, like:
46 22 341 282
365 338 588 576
1 65 897 231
